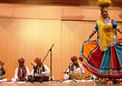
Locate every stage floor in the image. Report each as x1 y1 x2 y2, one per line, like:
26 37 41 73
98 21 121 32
0 80 121 86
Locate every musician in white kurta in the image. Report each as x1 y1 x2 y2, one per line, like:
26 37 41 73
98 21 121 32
11 58 30 82
31 57 50 77
0 61 7 82
64 56 85 80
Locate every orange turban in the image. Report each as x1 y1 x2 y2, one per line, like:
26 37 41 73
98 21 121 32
71 56 77 61
18 57 25 63
34 57 41 64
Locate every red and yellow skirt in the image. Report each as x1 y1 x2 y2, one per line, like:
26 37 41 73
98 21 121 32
79 38 122 78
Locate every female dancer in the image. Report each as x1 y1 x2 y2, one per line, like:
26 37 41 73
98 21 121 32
79 0 122 84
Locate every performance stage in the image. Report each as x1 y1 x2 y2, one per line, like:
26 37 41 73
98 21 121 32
0 80 122 86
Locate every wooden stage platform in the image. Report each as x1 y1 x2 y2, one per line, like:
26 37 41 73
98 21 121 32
0 80 122 86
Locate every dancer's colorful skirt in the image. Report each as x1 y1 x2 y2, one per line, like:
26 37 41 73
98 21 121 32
79 38 122 78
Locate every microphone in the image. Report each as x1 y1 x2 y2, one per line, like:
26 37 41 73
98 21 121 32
52 44 54 47
31 63 36 74
31 63 35 67
64 72 69 74
49 44 54 51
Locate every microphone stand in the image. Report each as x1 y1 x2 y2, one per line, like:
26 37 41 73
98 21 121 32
49 44 54 81
41 44 54 63
64 63 71 80
42 44 54 81
30 44 54 82
64 63 71 74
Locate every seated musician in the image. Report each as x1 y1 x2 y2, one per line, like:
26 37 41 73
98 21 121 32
64 56 85 80
0 61 7 82
31 57 50 81
11 57 30 82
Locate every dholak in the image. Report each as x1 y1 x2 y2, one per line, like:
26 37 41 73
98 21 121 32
33 76 49 82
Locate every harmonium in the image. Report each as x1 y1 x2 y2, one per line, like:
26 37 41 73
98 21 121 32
28 75 49 82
